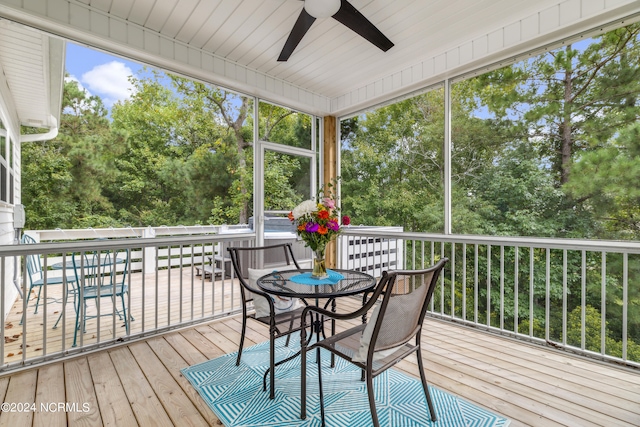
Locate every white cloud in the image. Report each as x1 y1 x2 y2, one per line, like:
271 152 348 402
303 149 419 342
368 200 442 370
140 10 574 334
81 61 136 107
65 74 91 96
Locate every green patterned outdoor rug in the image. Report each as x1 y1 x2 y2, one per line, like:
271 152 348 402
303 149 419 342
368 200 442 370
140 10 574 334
182 339 511 426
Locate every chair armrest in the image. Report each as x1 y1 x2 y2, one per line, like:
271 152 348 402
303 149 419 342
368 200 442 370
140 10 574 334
301 301 372 325
300 274 390 327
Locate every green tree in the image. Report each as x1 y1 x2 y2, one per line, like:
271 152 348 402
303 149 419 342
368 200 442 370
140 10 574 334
23 77 124 229
171 75 254 223
567 305 640 361
263 151 304 211
474 25 640 187
469 143 596 238
343 86 506 233
566 122 640 238
470 24 640 237
342 90 445 232
21 140 74 229
258 102 313 199
110 71 239 225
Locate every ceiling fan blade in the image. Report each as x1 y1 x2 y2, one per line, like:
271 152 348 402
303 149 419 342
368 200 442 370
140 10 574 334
278 8 316 61
332 0 394 52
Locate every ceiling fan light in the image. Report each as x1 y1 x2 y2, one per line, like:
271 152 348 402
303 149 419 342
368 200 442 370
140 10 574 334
305 0 341 19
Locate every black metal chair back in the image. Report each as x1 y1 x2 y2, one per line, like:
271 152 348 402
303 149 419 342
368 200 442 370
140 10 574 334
227 243 306 399
228 243 300 305
300 258 449 427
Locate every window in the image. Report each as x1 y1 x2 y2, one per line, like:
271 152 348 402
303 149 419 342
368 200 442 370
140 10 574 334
259 101 312 150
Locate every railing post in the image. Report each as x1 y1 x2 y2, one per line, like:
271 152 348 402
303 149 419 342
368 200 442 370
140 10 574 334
143 226 157 274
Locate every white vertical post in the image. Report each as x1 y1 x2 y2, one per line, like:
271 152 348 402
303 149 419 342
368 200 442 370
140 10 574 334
444 79 452 235
143 226 156 273
254 98 264 247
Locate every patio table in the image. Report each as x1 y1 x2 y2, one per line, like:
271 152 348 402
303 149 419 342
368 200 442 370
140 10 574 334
257 268 376 338
51 255 124 270
256 268 376 392
257 268 376 301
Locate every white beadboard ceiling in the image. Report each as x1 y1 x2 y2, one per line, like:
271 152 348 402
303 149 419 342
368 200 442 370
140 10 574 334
0 20 63 129
0 0 639 119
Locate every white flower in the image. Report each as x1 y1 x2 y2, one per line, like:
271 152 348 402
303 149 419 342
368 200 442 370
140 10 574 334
292 200 317 219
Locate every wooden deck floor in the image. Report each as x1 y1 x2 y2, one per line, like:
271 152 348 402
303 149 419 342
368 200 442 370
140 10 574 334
3 269 243 365
0 296 638 427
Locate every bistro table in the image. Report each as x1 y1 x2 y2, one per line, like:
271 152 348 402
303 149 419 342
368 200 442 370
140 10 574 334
50 252 128 331
51 255 124 270
257 268 376 301
35 255 124 310
256 268 376 391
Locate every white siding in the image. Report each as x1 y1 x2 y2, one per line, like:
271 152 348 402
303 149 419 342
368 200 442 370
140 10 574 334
0 64 22 318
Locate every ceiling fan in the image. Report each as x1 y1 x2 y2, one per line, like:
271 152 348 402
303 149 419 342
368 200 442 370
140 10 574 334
278 0 394 61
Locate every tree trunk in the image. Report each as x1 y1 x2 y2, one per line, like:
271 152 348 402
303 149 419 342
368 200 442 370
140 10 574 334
232 99 250 224
208 94 251 224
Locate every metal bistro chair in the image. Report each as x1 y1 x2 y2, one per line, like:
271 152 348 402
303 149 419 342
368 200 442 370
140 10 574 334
68 248 130 347
228 243 311 399
300 258 449 427
21 234 78 316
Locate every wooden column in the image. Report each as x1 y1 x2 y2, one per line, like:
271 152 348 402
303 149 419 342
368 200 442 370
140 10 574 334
323 116 338 268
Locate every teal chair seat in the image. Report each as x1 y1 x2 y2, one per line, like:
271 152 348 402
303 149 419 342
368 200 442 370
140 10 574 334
79 283 127 299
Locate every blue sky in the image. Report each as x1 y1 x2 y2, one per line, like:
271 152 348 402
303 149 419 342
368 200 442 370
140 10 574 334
65 43 143 109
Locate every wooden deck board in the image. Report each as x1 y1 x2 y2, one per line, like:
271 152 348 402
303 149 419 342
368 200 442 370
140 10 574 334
63 357 102 426
427 336 621 427
0 316 640 427
33 363 66 427
87 352 137 426
145 337 221 426
0 370 36 427
438 323 640 389
127 341 209 427
429 328 640 417
108 347 174 427
0 296 638 426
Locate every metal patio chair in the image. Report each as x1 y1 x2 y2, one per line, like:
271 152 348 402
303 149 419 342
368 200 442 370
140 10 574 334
68 248 130 347
300 258 449 427
228 243 310 399
21 234 77 316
